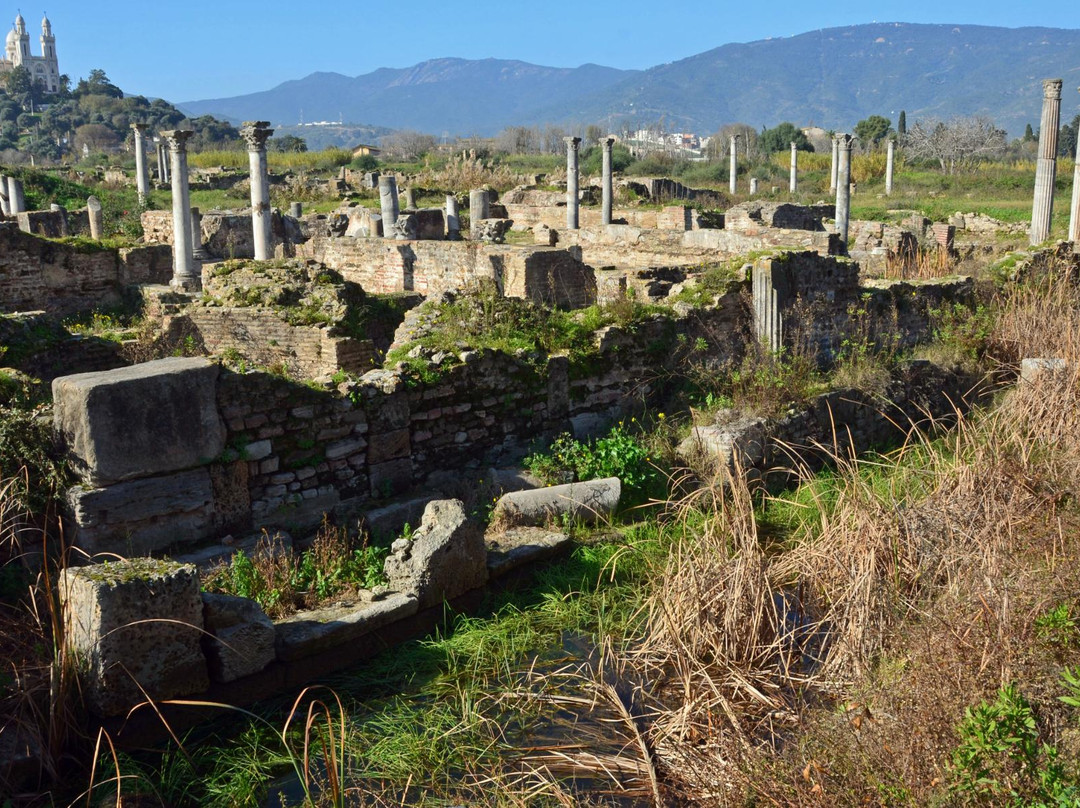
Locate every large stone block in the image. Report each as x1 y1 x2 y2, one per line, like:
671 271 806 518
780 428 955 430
202 592 275 683
491 477 621 528
53 357 225 485
60 559 208 716
66 468 215 557
383 499 488 609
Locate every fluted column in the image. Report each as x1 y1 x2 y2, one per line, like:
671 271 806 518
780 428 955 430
835 133 854 247
601 136 615 225
885 138 895 196
1069 88 1080 246
1031 78 1063 245
162 129 197 290
565 136 581 230
131 123 150 205
830 136 839 192
241 121 275 260
789 141 798 193
729 135 739 194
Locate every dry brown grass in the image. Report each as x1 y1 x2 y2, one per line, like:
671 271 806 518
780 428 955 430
622 269 1080 804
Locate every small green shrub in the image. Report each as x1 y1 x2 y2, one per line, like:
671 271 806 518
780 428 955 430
950 683 1077 805
524 421 660 508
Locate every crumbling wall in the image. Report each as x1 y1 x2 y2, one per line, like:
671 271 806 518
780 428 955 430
0 223 172 315
298 237 596 308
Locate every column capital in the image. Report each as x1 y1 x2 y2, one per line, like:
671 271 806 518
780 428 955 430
240 121 274 151
130 122 148 136
601 136 616 150
564 136 582 152
160 130 194 151
731 134 740 142
835 132 854 149
1044 78 1063 99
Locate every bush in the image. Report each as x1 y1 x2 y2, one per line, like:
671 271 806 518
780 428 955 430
524 422 660 508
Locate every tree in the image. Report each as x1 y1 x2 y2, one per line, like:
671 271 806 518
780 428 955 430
897 110 906 138
1024 123 1035 141
903 116 1007 173
854 115 892 147
715 123 759 158
759 122 813 154
380 129 437 160
269 134 307 153
73 122 120 153
1058 115 1080 159
75 69 123 99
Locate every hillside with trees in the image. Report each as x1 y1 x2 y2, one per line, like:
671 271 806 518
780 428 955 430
0 67 239 163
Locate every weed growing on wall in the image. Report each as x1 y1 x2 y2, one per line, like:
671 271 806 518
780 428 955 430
525 421 661 508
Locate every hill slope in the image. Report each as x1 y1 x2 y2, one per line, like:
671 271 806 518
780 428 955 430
180 24 1080 138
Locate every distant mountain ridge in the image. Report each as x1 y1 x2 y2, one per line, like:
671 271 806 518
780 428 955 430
179 23 1080 140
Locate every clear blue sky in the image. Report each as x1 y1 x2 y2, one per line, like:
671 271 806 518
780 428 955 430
21 0 1080 102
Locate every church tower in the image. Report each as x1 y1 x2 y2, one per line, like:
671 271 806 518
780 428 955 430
40 14 57 91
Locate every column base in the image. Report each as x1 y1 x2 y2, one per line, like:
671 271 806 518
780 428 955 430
170 275 202 292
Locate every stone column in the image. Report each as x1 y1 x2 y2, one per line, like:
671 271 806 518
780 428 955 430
7 177 24 215
289 202 302 218
830 136 839 192
241 121 274 261
885 139 896 196
469 189 489 239
789 141 798 193
835 133 854 247
0 175 9 216
749 178 759 195
565 136 581 230
87 196 103 239
729 135 739 194
379 175 399 238
190 207 207 260
446 194 460 240
1070 88 1080 245
162 129 197 290
601 136 616 225
404 187 416 210
1031 78 1063 245
155 139 167 183
131 123 150 205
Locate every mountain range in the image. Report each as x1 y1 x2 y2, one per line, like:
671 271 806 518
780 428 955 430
179 23 1080 141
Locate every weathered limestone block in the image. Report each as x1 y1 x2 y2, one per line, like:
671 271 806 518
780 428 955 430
474 218 513 243
383 499 488 609
413 208 446 239
1020 357 1071 383
53 358 226 485
66 467 215 557
486 526 571 578
60 559 208 716
492 477 621 528
274 592 418 662
201 592 275 683
677 416 768 477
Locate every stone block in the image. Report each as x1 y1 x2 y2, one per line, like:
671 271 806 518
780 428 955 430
67 468 215 557
677 416 768 477
275 592 418 662
1020 357 1070 383
486 526 571 578
201 592 275 683
383 499 488 609
366 428 410 465
53 358 225 485
60 559 208 716
413 208 446 239
491 478 620 528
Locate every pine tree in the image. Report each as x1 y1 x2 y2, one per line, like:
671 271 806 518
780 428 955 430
1024 123 1034 141
897 110 907 137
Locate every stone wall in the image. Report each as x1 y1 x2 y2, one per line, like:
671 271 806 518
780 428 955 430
297 237 597 309
171 307 377 379
0 223 172 315
53 252 973 557
141 210 302 261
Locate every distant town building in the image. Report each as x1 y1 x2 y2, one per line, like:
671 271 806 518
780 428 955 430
351 144 382 158
0 13 60 93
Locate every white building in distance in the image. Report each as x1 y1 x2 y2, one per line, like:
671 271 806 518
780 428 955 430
0 13 59 93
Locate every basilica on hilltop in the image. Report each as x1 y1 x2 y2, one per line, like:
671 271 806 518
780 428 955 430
0 13 59 92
